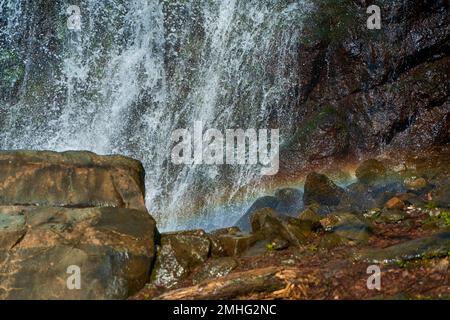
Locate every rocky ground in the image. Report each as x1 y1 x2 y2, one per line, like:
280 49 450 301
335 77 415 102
0 148 448 300
131 147 450 300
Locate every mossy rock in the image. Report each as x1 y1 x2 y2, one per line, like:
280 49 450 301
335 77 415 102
320 212 371 244
355 232 450 265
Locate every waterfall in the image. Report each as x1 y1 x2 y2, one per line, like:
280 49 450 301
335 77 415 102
0 0 307 231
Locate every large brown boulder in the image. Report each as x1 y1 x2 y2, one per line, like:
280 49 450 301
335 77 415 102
0 151 146 210
0 206 157 300
0 151 158 300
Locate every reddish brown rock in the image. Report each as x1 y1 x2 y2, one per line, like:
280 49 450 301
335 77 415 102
0 151 157 300
385 197 406 210
0 206 157 300
0 151 146 210
279 1 449 175
215 232 260 257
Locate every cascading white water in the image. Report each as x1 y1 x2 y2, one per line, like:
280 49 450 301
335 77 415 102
0 0 307 231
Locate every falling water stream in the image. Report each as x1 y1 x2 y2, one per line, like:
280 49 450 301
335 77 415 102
0 0 307 231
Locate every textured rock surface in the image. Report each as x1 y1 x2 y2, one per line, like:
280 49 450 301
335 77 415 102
192 257 238 284
303 172 347 207
355 160 387 185
0 206 157 300
0 151 146 210
234 188 304 232
234 196 279 232
298 204 322 226
280 0 449 173
433 184 450 208
0 151 157 300
273 188 304 215
347 179 405 211
251 208 312 246
319 212 370 244
215 231 260 257
356 232 450 264
152 230 211 288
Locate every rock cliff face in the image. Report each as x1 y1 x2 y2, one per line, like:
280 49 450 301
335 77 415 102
280 0 449 174
0 151 157 300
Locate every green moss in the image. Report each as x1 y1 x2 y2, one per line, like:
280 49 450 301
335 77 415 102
424 210 450 229
439 211 450 226
425 201 438 210
298 105 336 134
395 255 442 269
301 0 361 45
284 105 347 149
0 49 25 91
